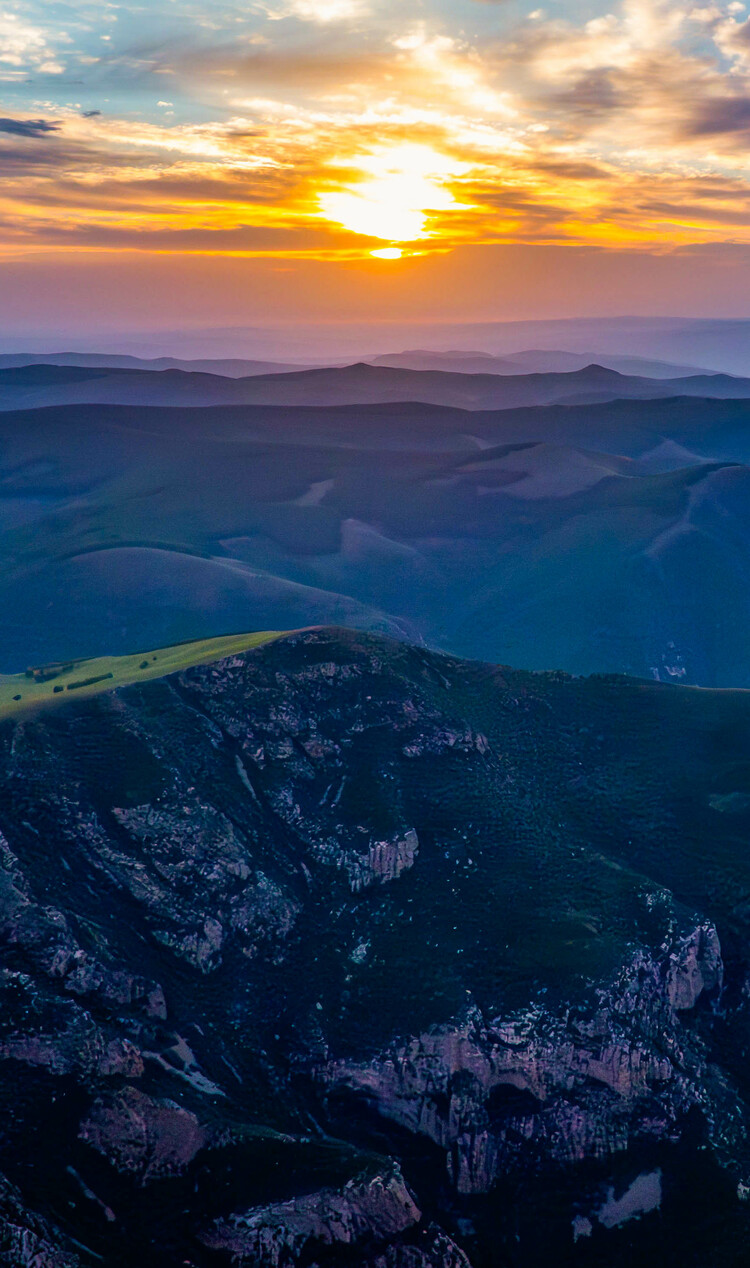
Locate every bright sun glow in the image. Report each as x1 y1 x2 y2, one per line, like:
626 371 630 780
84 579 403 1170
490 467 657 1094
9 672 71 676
318 144 466 243
370 247 402 259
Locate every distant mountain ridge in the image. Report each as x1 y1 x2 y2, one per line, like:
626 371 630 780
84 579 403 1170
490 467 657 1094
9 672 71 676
1 347 710 379
0 359 748 413
0 351 313 377
370 348 711 378
4 315 744 371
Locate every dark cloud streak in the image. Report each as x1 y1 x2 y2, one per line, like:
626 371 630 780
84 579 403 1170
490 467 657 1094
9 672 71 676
0 117 61 138
686 97 750 137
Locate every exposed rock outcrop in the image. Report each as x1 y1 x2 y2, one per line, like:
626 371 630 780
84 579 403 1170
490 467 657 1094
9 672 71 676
323 915 733 1194
0 1174 80 1268
79 1086 212 1181
201 1168 422 1264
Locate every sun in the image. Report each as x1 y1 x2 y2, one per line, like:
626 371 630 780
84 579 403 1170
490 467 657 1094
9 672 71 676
318 144 467 245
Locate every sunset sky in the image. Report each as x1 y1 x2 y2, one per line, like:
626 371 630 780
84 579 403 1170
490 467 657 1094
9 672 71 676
2 0 750 330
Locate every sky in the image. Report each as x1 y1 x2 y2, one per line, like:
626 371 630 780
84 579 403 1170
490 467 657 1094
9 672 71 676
2 0 750 331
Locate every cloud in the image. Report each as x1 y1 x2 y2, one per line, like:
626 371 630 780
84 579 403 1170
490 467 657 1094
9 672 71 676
551 68 624 116
1 0 750 259
277 0 366 22
686 95 750 136
0 117 61 137
0 11 66 76
525 158 611 180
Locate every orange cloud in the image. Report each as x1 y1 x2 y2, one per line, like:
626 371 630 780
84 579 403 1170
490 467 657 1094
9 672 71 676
0 0 749 265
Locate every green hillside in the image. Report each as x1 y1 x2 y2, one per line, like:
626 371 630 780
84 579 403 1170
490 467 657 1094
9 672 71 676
0 629 286 722
4 395 750 686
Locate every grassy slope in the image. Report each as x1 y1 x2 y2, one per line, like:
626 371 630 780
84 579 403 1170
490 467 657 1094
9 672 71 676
0 629 286 722
4 396 750 683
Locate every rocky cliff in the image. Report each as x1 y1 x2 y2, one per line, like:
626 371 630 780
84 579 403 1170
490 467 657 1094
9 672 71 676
2 628 750 1265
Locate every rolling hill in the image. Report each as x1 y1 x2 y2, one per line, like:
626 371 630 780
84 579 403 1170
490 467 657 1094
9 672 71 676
3 395 750 682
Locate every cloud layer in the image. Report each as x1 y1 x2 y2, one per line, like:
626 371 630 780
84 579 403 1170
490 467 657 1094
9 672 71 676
0 0 749 264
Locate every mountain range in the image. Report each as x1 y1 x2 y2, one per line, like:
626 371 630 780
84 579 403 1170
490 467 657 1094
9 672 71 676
3 386 750 684
0 349 711 379
4 319 750 1268
1 362 749 413
3 316 748 374
368 349 711 378
0 353 313 378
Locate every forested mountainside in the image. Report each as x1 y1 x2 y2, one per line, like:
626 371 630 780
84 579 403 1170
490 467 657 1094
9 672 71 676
2 628 750 1265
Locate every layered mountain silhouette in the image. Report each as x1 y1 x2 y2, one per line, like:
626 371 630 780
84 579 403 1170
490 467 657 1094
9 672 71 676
0 352 313 377
0 347 709 378
4 315 745 371
1 361 749 413
369 348 710 377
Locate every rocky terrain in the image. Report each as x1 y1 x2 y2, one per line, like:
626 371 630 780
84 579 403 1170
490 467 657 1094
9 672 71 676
2 627 750 1264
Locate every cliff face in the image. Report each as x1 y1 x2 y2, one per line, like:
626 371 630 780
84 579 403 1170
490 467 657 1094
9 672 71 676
2 628 750 1266
323 925 729 1196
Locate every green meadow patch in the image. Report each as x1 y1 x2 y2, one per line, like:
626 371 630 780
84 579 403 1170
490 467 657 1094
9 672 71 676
0 629 286 722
